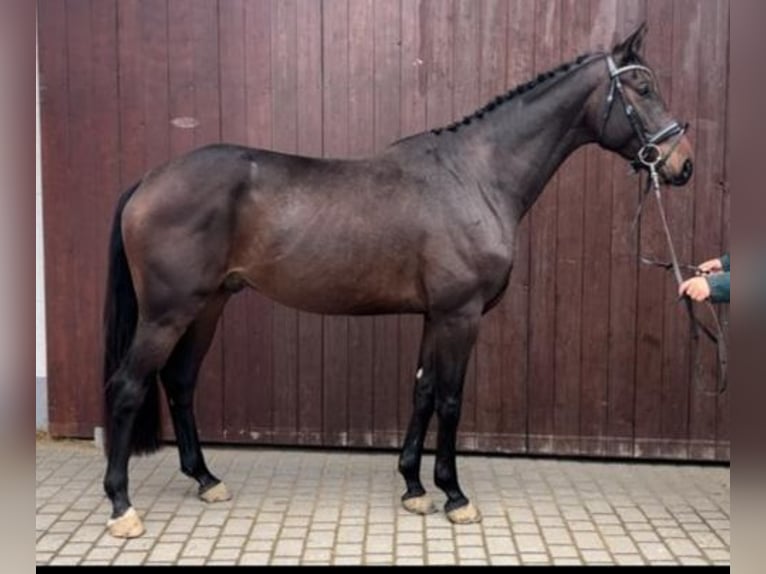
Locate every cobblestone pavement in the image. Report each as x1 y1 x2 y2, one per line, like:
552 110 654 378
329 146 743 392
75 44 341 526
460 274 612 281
36 439 729 566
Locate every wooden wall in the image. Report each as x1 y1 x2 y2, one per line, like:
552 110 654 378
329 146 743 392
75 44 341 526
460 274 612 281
39 0 730 460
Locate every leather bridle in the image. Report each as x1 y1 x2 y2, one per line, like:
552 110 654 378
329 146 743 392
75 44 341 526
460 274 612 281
601 55 728 395
601 55 688 177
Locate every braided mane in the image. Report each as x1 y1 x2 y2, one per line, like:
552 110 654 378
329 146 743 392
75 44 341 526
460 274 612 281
432 53 597 135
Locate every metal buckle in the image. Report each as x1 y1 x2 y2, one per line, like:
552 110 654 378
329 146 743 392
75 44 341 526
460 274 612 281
638 144 662 168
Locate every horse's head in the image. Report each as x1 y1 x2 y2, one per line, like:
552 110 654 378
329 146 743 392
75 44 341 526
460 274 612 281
589 23 694 187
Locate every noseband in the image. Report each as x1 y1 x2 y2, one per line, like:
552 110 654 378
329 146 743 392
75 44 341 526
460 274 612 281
601 55 687 176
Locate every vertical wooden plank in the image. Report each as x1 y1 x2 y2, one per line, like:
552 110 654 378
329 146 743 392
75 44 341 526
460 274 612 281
167 0 196 156
117 0 146 186
451 0 480 122
140 0 174 440
322 0 350 446
346 0 376 447
270 0 300 444
295 0 324 446
527 0 561 455
179 0 225 442
634 0 673 458
39 0 74 436
65 0 97 437
474 0 508 451
421 0 454 129
501 0 535 454
244 0 275 442
398 0 427 449
141 0 171 170
447 0 479 450
219 0 250 442
88 0 121 436
577 0 615 457
552 0 590 456
716 0 730 462
654 0 701 459
373 0 405 450
688 0 726 460
605 0 645 458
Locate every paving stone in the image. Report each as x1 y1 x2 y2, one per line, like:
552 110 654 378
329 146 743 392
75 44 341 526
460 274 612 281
273 539 304 557
364 553 393 565
553 557 583 565
112 552 147 565
58 542 93 556
581 549 613 563
334 543 363 557
614 553 645 565
666 538 702 557
638 542 673 561
239 552 271 565
515 534 545 553
542 528 572 545
548 545 578 558
147 543 183 563
36 534 69 553
521 553 551 564
396 545 423 558
302 548 332 563
457 546 486 560
182 538 214 558
573 531 605 550
209 547 240 561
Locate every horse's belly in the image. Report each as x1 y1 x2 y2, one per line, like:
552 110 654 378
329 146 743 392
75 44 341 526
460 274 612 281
240 255 424 316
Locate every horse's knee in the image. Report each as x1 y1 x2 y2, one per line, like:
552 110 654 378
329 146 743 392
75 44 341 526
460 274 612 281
436 395 461 425
413 376 435 410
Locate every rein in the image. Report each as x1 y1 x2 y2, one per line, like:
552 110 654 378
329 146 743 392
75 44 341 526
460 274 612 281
603 55 729 395
634 165 728 395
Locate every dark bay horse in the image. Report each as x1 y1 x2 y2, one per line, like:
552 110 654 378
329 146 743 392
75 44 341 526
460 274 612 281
102 24 693 537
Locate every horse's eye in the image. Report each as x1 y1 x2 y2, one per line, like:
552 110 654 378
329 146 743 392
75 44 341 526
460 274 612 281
638 84 652 97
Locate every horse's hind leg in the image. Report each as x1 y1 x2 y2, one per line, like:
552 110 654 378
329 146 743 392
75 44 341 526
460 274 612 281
160 292 231 503
104 320 189 538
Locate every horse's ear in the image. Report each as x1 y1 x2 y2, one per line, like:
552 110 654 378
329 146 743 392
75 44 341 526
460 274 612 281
613 22 648 64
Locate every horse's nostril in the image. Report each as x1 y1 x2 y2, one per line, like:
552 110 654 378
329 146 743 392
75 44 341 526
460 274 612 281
682 160 693 179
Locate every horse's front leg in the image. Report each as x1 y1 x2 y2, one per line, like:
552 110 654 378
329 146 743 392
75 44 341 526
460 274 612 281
398 320 439 515
431 305 483 524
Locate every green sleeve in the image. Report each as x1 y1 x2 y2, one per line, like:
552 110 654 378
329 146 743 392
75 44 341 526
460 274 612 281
720 253 730 272
707 272 730 304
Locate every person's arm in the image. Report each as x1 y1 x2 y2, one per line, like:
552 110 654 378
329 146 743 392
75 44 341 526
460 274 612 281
706 271 730 304
719 253 730 273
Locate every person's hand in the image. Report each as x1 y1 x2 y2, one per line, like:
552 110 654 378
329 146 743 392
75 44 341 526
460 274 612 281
697 258 723 275
679 277 711 302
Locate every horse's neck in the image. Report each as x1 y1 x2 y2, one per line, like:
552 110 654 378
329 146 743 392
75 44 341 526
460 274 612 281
477 64 602 218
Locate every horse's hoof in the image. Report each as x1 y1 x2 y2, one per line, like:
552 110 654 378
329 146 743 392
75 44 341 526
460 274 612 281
402 494 437 515
199 481 232 503
446 502 482 524
106 507 145 538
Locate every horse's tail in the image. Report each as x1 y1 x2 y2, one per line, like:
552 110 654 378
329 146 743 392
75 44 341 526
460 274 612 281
102 181 162 457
